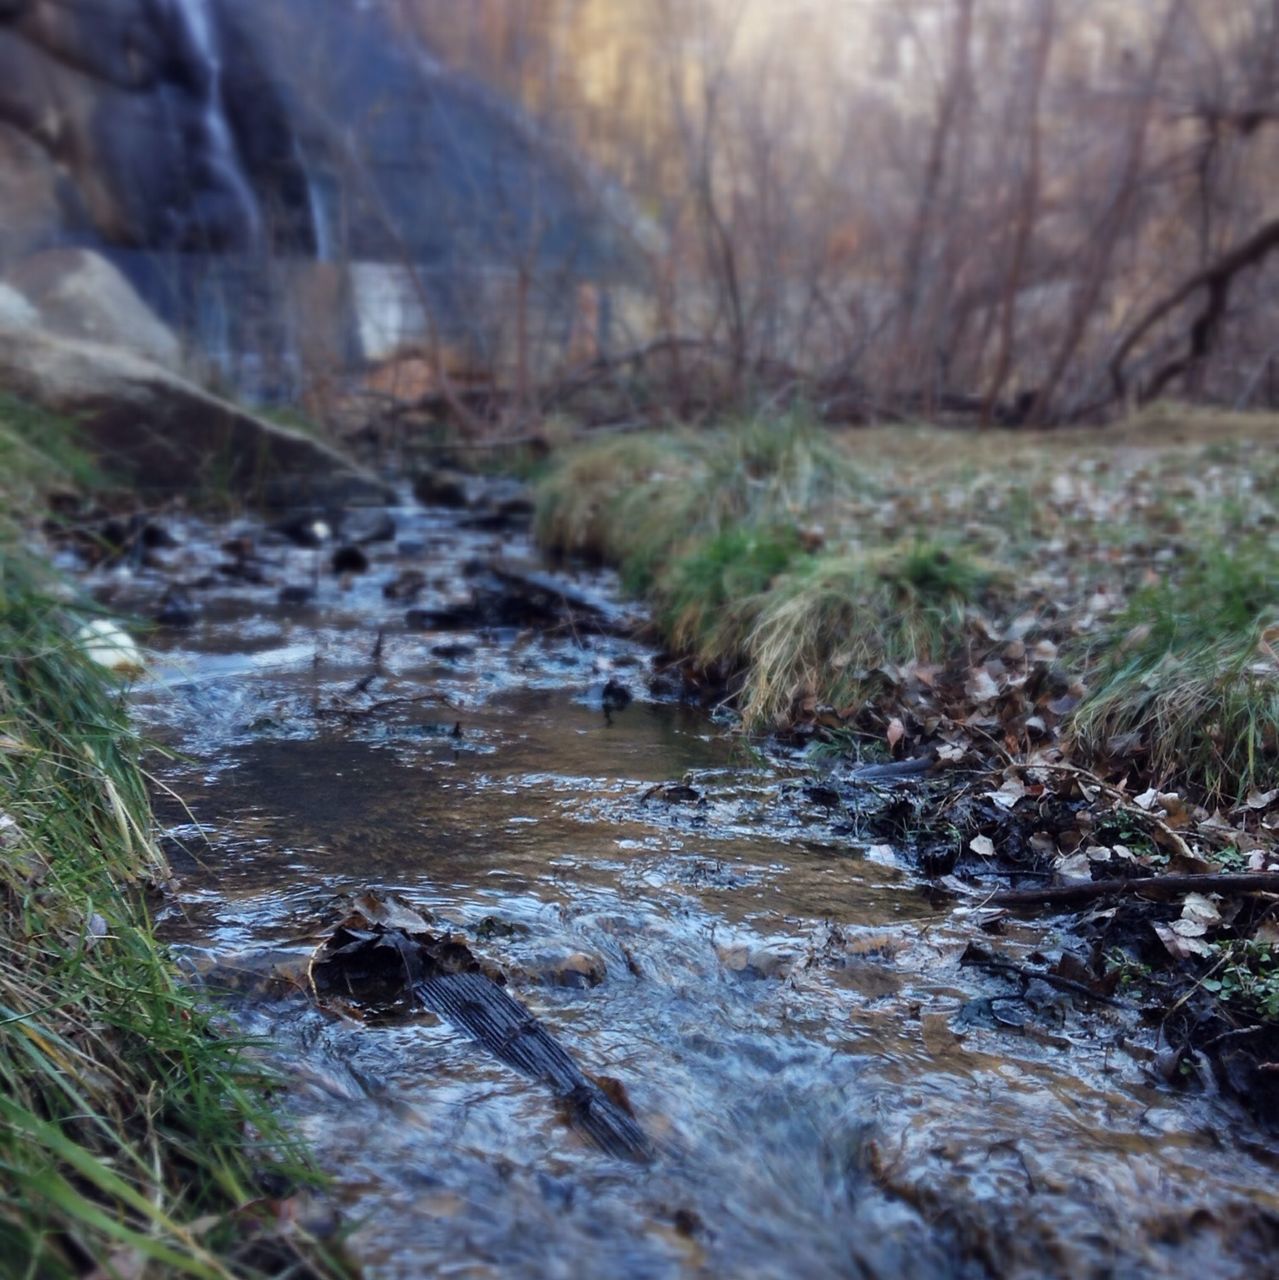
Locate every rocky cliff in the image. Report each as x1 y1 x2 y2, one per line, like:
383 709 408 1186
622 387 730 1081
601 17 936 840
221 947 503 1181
0 0 634 389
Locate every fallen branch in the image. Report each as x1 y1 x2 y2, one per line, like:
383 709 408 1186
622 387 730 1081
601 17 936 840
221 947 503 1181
960 942 1124 1007
992 872 1279 908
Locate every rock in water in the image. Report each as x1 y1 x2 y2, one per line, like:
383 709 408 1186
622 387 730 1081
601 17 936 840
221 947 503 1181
331 545 370 575
76 618 144 676
155 587 197 628
413 468 471 509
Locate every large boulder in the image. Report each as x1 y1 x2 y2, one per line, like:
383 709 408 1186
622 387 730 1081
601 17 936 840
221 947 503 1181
0 326 390 506
7 248 183 370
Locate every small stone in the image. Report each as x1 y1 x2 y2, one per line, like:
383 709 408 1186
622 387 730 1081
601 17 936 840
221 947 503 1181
278 584 315 607
413 468 470 509
331 545 369 575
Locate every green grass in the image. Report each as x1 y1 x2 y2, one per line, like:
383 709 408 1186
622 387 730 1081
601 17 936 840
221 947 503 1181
1070 543 1279 802
741 541 998 725
534 412 1279 794
0 400 343 1278
657 523 804 659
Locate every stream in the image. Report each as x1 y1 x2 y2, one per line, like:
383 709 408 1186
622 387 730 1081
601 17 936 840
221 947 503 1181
78 489 1279 1279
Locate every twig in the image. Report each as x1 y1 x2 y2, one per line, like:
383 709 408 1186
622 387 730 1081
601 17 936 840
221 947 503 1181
961 945 1125 1008
992 872 1279 908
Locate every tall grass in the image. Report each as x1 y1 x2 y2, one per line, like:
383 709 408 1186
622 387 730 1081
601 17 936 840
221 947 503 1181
0 401 342 1277
741 542 998 725
1071 544 1279 802
535 415 855 595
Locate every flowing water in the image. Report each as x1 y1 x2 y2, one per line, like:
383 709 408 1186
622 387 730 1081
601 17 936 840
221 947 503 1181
82 491 1279 1279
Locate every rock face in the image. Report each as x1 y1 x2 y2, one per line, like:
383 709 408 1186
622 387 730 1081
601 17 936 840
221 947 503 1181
9 249 182 370
0 325 390 506
0 0 636 382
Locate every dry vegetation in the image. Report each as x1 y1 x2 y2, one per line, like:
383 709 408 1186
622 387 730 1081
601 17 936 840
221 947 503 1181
536 409 1279 808
346 1 1279 440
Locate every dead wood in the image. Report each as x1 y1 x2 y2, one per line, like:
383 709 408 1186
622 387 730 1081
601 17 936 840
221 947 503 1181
992 872 1279 908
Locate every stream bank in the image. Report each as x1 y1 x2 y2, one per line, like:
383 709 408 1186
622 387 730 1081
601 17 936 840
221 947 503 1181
67 474 1279 1278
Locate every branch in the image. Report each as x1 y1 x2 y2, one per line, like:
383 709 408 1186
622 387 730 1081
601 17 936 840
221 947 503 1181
992 872 1279 909
1109 214 1279 405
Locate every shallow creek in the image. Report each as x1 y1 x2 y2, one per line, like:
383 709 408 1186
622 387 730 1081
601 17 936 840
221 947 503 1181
80 493 1279 1278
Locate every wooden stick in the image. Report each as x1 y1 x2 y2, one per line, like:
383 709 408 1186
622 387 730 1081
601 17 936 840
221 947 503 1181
992 872 1279 908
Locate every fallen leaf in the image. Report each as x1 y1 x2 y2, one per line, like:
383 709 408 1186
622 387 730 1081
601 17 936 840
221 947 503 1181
1054 851 1093 882
1152 921 1213 960
1180 892 1222 928
969 835 996 858
966 668 1001 703
985 777 1027 811
886 718 905 750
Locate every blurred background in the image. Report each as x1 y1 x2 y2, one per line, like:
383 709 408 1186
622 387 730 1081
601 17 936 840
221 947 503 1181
1 0 1275 435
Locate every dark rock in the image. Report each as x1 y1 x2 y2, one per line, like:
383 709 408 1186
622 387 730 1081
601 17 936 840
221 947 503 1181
331 545 369 575
383 568 427 601
431 643 475 660
278 584 315 607
271 513 332 547
139 520 177 549
218 557 268 585
413 468 471 509
602 678 632 711
220 535 256 560
155 586 196 628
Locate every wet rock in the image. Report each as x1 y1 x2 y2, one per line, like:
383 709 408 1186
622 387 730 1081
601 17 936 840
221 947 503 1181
218 558 269 585
138 519 177 550
716 943 794 980
155 586 196 628
406 602 480 632
278 584 315 607
271 513 332 548
640 782 702 805
528 950 607 989
602 678 632 711
474 916 531 942
431 643 475 660
383 568 427 601
344 510 397 545
413 468 471 509
331 545 370 575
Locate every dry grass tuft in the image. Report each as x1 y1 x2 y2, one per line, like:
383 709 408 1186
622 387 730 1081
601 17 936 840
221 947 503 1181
742 542 1000 726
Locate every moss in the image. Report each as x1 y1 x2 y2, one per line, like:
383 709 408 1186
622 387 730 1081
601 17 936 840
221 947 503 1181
658 523 805 660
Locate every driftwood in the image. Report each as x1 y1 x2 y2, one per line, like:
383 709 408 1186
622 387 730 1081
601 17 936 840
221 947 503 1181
992 871 1279 908
310 911 649 1161
413 972 649 1161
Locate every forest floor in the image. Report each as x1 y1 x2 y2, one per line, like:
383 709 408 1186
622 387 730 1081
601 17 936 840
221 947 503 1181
530 405 1279 1123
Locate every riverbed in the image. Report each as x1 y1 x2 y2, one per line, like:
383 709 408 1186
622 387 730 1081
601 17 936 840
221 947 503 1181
80 489 1279 1279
